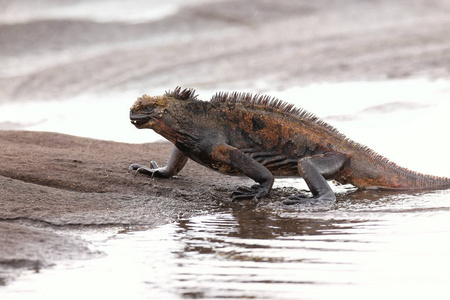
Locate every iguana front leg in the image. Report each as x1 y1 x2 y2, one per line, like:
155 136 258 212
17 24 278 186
129 146 188 178
211 145 274 201
283 151 349 205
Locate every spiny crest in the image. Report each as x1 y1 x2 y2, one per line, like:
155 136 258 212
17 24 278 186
211 91 300 115
165 86 198 101
210 90 334 131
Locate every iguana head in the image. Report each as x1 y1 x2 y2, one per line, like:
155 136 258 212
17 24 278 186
130 95 169 129
130 87 198 130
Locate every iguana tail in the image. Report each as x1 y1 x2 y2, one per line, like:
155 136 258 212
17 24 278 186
380 164 450 190
346 149 450 190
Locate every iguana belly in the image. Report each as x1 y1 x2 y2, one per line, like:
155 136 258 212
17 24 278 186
189 149 300 176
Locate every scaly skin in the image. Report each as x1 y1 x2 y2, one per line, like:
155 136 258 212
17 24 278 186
129 87 450 204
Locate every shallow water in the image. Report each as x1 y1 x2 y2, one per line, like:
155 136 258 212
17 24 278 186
2 186 450 300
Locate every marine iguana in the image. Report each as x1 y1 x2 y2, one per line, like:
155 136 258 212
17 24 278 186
128 87 450 204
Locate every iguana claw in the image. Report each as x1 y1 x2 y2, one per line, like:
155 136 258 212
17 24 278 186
231 184 269 201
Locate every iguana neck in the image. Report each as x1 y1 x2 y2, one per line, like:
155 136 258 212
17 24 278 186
152 99 211 146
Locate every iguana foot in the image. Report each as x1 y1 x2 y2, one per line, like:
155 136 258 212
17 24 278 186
231 184 270 201
128 161 167 178
282 192 336 205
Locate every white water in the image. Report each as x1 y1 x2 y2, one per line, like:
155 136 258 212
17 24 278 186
0 0 212 24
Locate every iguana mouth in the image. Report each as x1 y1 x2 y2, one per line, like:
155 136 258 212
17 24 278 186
130 114 151 126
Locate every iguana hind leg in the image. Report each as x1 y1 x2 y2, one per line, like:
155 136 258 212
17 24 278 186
129 146 188 178
283 152 348 205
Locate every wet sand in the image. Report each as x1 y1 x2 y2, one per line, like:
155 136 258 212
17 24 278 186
2 0 450 285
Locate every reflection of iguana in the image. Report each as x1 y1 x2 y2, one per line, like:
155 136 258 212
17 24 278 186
129 87 450 204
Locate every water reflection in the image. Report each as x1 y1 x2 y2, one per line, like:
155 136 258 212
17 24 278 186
165 208 368 298
162 190 450 299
